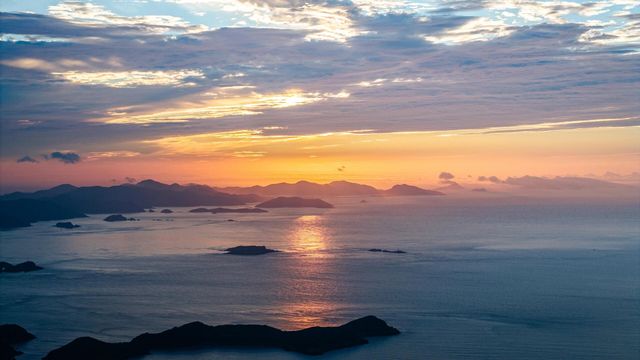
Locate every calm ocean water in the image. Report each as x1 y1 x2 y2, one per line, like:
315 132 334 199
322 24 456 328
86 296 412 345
1 195 639 359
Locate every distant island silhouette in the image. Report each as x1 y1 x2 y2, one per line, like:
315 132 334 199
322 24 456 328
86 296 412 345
257 196 334 208
0 179 442 229
0 261 43 273
368 248 407 254
0 180 259 229
43 315 399 359
383 184 443 196
54 221 80 229
224 245 279 255
218 180 444 197
103 214 137 222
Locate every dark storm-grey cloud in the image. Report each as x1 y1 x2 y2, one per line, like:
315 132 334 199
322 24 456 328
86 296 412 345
48 151 81 164
16 155 38 163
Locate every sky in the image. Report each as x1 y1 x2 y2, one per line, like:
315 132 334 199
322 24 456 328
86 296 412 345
0 0 639 192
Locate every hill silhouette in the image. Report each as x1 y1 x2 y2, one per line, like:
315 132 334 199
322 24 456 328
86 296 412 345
0 180 261 229
0 179 441 230
219 180 442 197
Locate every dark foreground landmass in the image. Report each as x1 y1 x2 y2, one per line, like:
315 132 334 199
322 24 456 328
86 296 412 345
43 316 399 360
224 246 279 255
0 261 43 273
256 197 334 209
0 324 35 360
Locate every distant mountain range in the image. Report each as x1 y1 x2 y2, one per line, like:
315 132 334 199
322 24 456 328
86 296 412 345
217 180 443 197
0 179 442 230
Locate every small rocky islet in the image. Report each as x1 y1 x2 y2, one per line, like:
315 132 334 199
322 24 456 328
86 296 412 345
0 261 43 273
54 222 80 229
368 248 407 254
224 245 279 255
103 214 138 222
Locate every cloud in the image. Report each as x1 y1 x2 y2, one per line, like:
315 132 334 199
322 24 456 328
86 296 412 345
48 1 208 34
0 56 120 72
439 171 455 180
16 155 38 163
0 1 639 161
48 151 81 164
165 0 365 42
478 175 502 183
424 17 516 44
85 151 141 159
52 69 205 88
100 88 350 124
232 150 266 158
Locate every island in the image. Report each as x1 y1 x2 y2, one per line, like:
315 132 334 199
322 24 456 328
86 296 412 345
224 245 279 255
0 261 43 273
190 207 268 214
368 248 407 254
218 180 443 198
0 199 86 230
382 184 444 196
103 215 137 222
43 316 399 359
0 324 35 360
160 209 173 214
0 179 261 229
54 222 80 229
256 197 334 209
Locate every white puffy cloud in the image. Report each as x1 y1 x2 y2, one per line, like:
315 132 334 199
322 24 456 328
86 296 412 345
48 1 209 34
52 69 205 88
424 17 515 44
100 88 351 124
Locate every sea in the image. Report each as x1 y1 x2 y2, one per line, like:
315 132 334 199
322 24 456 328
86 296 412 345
1 194 639 359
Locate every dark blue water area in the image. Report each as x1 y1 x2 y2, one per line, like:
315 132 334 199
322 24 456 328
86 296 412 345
1 196 639 359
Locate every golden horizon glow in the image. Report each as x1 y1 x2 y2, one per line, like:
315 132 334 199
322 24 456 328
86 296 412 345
3 120 638 191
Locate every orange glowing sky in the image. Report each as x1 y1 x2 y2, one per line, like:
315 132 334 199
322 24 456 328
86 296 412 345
4 122 639 191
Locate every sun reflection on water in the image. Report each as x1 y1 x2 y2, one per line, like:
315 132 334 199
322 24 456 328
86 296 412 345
277 214 342 329
287 215 330 256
